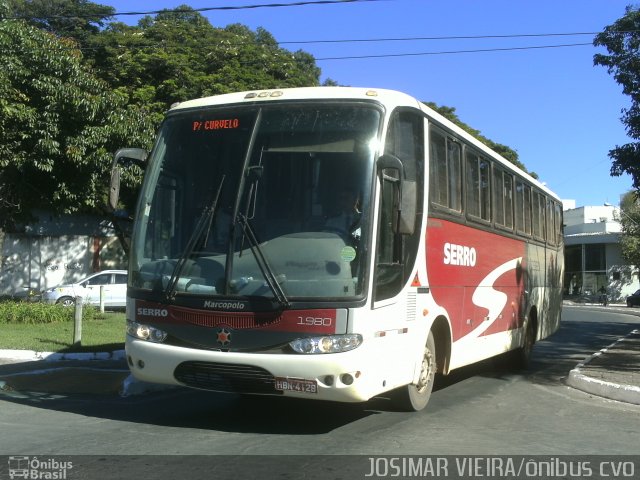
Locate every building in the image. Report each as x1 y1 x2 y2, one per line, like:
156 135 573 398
563 204 639 302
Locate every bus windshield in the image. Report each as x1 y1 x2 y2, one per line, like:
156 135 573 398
130 103 381 303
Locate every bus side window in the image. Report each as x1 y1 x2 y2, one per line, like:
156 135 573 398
546 197 555 245
429 128 461 212
515 179 532 236
465 150 491 222
532 190 543 240
504 173 514 228
554 202 563 244
493 167 514 230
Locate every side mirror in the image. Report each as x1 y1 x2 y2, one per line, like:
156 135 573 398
114 148 148 169
108 148 148 211
109 165 121 212
376 153 403 171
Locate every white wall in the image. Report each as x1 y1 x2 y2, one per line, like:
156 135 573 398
0 234 125 296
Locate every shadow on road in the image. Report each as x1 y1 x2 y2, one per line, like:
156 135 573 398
1 306 638 434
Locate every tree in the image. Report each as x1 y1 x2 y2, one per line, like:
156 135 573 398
0 19 154 234
0 4 326 255
594 6 640 191
617 191 640 269
6 0 114 46
86 6 322 122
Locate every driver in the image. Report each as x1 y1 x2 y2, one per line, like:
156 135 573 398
325 188 361 240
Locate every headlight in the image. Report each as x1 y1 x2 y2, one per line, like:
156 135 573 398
126 320 168 343
289 334 362 354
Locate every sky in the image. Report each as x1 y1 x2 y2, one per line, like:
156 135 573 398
102 0 635 208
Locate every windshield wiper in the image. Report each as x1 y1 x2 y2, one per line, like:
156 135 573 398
217 109 287 309
164 175 225 301
236 212 290 309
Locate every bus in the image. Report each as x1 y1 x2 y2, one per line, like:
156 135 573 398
112 87 563 411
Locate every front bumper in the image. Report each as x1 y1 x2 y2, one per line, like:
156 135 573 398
125 336 377 403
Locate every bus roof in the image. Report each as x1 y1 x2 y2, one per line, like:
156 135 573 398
170 86 422 111
170 86 558 201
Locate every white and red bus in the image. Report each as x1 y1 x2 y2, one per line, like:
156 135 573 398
115 87 563 411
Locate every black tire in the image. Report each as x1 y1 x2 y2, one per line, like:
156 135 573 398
56 296 75 307
512 319 535 370
392 331 437 412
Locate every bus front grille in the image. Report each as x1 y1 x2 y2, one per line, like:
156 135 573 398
173 361 280 395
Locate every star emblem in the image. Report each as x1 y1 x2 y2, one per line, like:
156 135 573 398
216 328 232 346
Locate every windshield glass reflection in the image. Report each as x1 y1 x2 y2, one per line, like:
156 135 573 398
130 104 381 302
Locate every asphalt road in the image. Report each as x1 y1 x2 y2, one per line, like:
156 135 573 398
0 306 639 473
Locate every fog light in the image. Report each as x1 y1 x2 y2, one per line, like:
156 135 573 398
340 374 354 385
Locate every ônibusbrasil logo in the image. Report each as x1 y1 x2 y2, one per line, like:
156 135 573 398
8 456 73 479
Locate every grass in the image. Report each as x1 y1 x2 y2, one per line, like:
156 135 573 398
0 302 126 353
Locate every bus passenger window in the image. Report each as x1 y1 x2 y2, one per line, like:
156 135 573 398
515 180 532 235
546 198 555 244
532 191 542 239
429 128 461 212
430 131 448 207
448 141 461 211
504 174 514 228
523 184 532 235
493 168 505 226
465 151 491 222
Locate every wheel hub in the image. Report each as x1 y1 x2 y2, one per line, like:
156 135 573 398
416 347 434 393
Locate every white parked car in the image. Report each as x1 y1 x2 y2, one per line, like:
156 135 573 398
42 270 128 308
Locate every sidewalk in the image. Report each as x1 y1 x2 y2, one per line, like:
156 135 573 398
567 328 640 405
561 300 640 404
1 310 639 404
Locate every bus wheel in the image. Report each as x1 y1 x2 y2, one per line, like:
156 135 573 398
393 331 436 412
513 320 535 370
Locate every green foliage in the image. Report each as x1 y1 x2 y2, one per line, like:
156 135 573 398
424 101 536 177
86 7 322 122
6 0 115 46
0 4 323 245
617 191 640 269
0 300 104 324
594 6 640 191
0 18 155 230
0 308 125 352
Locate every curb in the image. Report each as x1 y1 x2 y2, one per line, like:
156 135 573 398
567 329 640 406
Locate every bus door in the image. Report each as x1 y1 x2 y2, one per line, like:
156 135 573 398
371 110 426 378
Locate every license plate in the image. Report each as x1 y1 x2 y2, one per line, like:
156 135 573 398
275 377 317 394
